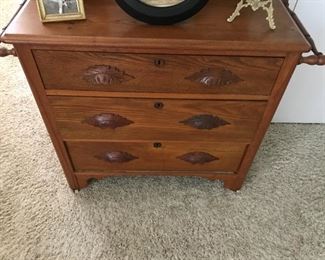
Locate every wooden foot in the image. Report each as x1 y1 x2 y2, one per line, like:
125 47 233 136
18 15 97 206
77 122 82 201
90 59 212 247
203 175 244 191
76 175 92 189
223 178 245 191
75 175 108 190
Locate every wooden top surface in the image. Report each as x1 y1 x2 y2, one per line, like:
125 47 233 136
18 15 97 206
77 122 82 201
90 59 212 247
3 0 310 53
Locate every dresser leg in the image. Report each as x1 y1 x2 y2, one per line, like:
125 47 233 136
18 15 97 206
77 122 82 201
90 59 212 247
75 175 108 190
75 175 92 190
223 178 245 191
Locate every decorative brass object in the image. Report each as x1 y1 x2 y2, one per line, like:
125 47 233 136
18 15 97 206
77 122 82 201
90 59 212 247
83 113 134 129
227 0 276 30
84 65 135 85
180 114 230 130
185 68 242 87
96 151 138 163
177 152 219 165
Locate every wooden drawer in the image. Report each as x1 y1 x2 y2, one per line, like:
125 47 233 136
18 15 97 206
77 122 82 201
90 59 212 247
49 96 267 142
34 50 282 95
66 141 246 172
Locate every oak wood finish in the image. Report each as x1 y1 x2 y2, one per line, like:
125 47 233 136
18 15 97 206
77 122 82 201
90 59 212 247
66 141 246 172
14 44 79 190
48 96 267 142
46 90 270 101
33 50 282 96
2 0 309 52
1 0 311 191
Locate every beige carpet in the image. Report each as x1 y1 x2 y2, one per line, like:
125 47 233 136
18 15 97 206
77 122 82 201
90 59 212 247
1 1 325 260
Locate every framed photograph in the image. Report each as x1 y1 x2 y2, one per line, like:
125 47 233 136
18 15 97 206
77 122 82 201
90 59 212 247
36 0 86 23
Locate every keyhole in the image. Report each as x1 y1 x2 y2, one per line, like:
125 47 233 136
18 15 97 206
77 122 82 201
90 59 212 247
153 142 162 148
154 58 165 67
154 102 164 109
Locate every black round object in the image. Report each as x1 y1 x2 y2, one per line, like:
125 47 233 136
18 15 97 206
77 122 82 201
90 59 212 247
115 0 209 25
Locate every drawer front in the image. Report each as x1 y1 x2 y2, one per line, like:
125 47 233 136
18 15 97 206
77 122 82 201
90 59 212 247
66 141 246 172
34 50 282 95
49 96 267 142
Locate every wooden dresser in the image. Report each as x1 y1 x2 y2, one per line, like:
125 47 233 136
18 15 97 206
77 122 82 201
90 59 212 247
1 0 312 191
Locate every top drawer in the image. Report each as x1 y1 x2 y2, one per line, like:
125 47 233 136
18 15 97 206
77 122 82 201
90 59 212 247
33 50 282 95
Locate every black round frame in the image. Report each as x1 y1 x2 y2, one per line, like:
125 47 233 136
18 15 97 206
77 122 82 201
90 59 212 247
115 0 209 25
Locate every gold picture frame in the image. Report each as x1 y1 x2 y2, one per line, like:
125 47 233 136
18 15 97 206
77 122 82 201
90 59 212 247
36 0 86 23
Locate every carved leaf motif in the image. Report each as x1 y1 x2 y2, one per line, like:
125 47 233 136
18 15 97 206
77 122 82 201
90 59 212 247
83 113 134 129
177 152 219 165
84 65 135 85
96 151 138 163
185 68 242 87
180 114 230 130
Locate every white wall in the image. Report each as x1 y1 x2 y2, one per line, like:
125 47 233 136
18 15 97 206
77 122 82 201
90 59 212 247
273 0 325 123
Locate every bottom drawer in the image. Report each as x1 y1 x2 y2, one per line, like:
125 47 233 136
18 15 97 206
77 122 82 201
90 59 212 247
66 141 247 173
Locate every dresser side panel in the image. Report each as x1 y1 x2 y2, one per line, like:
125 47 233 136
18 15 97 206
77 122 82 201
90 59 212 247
229 52 302 190
13 44 79 190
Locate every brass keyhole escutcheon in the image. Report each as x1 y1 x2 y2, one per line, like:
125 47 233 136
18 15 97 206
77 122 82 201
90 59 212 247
154 102 164 109
153 142 162 148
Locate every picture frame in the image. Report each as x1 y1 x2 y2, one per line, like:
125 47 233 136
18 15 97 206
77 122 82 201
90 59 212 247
36 0 86 23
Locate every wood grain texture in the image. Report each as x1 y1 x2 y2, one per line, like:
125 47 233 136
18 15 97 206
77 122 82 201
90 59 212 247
24 43 291 57
33 50 282 96
2 0 311 191
2 0 310 53
48 96 267 142
231 53 303 190
45 89 270 101
14 45 79 190
66 141 247 172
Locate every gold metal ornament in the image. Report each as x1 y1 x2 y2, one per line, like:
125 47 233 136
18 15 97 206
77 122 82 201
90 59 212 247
227 0 276 30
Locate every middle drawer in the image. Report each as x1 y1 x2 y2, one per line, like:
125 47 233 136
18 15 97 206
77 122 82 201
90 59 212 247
48 96 266 142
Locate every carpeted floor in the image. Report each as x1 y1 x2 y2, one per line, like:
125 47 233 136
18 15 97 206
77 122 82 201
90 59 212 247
1 1 325 260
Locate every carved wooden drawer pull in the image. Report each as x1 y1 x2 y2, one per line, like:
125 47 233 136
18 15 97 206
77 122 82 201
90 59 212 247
177 152 219 165
83 113 134 129
96 151 138 163
83 65 135 85
180 114 230 130
185 68 242 87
